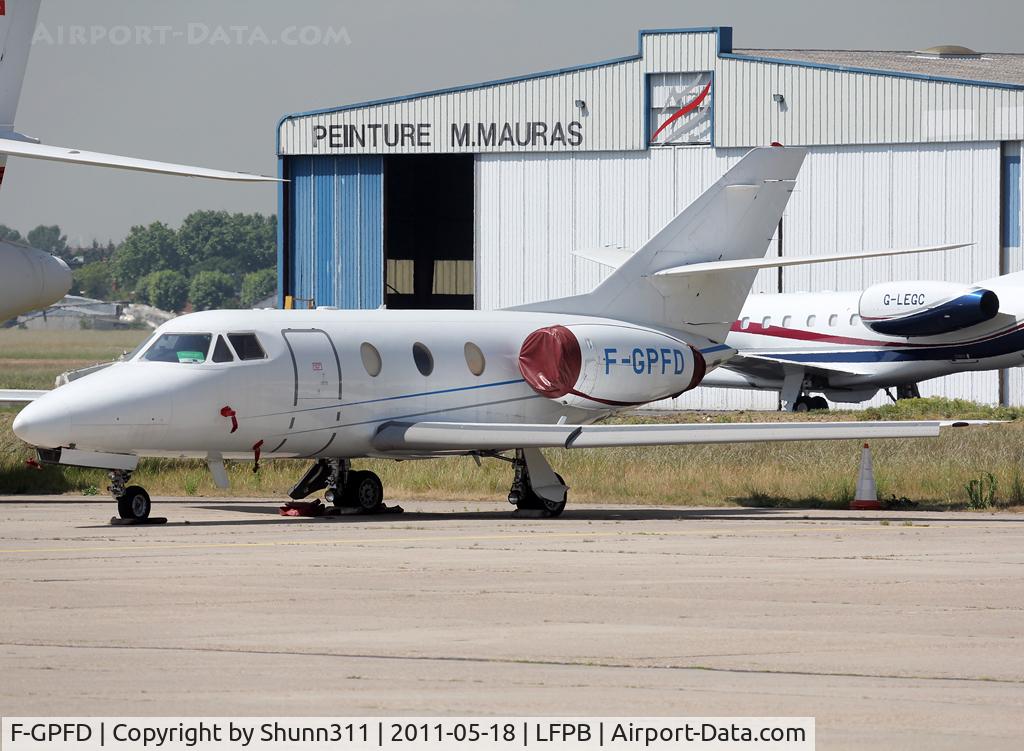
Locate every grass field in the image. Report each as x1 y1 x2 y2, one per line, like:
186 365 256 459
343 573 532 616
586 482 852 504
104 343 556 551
1 329 1022 509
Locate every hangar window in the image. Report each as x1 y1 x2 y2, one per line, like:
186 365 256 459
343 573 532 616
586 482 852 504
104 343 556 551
143 333 212 364
740 317 750 330
412 342 434 376
828 314 839 327
212 336 234 363
648 72 713 146
228 333 267 361
762 316 771 329
806 315 817 327
360 342 382 377
782 315 792 328
464 342 486 376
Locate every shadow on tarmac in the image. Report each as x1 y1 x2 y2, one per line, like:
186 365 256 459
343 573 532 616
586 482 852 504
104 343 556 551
64 500 1024 529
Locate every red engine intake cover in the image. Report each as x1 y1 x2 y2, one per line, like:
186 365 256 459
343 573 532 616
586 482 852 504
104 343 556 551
518 325 581 398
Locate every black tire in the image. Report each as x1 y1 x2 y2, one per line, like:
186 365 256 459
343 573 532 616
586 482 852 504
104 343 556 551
117 486 151 520
792 396 811 412
345 470 384 511
516 472 567 517
809 395 829 411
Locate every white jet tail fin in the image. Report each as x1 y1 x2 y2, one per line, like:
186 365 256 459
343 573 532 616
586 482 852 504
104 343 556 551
0 0 41 187
0 0 39 131
512 146 806 342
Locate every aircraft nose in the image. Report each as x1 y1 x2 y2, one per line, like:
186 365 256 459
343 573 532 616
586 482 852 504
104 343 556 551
12 396 70 449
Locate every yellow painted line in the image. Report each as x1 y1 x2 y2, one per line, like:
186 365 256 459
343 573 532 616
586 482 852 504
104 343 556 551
0 524 905 555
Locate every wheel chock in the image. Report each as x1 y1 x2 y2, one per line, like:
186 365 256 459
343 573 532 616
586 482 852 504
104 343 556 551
109 517 168 526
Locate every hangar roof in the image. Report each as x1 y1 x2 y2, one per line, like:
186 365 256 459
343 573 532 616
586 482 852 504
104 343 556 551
735 48 1024 87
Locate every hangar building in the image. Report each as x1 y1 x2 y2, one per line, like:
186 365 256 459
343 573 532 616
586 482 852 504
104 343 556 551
276 27 1024 408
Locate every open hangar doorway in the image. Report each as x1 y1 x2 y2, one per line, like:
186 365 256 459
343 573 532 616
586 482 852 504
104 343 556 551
383 154 475 309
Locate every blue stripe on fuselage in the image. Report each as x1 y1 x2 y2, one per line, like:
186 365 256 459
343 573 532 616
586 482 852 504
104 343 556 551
757 324 1024 364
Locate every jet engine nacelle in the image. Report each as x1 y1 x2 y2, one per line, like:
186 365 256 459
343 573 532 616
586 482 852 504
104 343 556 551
858 282 999 337
518 324 706 410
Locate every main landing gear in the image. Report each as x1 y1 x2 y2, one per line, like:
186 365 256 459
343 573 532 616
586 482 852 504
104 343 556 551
505 448 569 517
792 394 829 412
289 458 385 512
109 469 151 520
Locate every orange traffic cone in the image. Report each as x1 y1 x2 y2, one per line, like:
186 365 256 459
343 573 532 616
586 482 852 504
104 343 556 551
850 443 882 510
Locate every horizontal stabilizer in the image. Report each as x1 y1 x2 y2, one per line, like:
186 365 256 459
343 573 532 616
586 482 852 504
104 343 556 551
371 419 987 453
572 246 633 268
653 243 972 278
0 138 281 182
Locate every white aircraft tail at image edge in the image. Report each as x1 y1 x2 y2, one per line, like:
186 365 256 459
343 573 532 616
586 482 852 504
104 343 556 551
11 145 991 521
0 0 279 183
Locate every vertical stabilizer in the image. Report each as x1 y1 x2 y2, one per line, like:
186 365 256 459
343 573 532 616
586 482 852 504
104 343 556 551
512 146 806 342
0 0 40 130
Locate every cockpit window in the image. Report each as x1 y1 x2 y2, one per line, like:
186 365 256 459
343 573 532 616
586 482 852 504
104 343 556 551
142 333 212 364
212 335 234 363
228 333 266 361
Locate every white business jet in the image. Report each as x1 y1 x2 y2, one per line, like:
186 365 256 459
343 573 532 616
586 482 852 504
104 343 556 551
12 147 969 520
701 273 1019 410
0 0 277 323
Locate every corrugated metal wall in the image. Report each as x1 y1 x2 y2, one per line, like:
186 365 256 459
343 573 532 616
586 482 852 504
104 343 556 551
713 59 1024 148
281 29 1024 156
279 56 651 155
1003 142 1024 405
285 155 383 308
477 142 1003 409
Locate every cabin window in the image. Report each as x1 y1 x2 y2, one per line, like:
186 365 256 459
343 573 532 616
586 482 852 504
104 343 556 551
464 342 486 376
228 333 266 361
360 342 382 377
212 335 234 363
142 333 212 364
828 314 838 327
782 315 792 327
740 317 750 330
806 315 817 327
412 342 434 376
762 316 771 328
850 314 860 326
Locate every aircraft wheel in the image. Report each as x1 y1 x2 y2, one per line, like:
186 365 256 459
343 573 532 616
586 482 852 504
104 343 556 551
117 486 151 520
809 396 829 411
516 473 567 517
792 396 811 412
325 487 341 508
346 470 384 511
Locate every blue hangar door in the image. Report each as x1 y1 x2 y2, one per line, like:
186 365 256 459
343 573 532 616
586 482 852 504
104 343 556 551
282 154 475 310
283 155 384 309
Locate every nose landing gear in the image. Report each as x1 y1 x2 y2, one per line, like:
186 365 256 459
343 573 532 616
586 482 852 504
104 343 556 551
109 470 153 521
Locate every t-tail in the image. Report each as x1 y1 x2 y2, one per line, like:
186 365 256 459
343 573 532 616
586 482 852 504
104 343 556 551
512 146 806 343
0 0 42 187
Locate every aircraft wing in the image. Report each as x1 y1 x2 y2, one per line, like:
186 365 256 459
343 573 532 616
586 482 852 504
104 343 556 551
372 419 972 453
0 138 281 182
0 388 46 405
724 353 882 380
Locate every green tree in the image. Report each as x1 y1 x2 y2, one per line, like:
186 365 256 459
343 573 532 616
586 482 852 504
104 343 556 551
112 221 181 287
189 270 237 311
146 270 189 312
27 225 68 259
178 211 276 277
0 224 24 243
240 268 277 307
72 262 113 300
